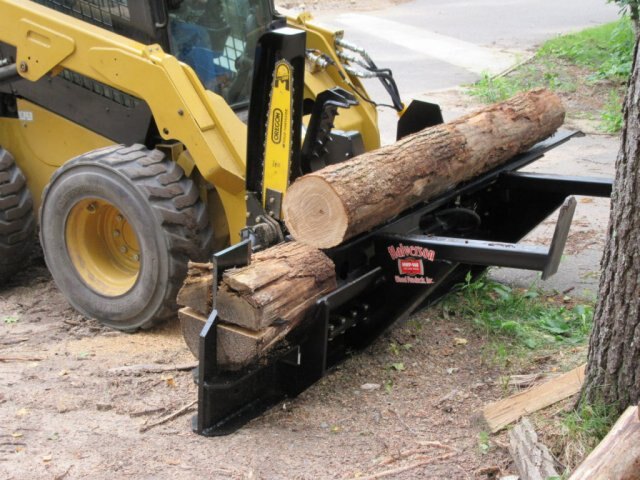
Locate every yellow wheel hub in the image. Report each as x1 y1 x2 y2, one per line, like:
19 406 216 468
65 198 141 297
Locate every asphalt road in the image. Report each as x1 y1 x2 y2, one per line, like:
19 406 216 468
316 0 620 93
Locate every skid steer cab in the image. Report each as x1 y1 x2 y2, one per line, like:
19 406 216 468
0 0 423 330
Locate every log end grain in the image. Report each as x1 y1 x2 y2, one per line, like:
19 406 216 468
283 176 348 249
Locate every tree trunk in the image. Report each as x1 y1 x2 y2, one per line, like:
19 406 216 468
283 89 565 248
581 42 640 412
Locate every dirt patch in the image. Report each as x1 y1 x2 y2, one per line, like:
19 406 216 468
0 251 558 479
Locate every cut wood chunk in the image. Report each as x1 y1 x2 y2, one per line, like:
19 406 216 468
569 405 640 480
178 307 280 370
177 262 213 316
482 364 585 433
218 242 336 331
283 89 565 248
509 417 559 480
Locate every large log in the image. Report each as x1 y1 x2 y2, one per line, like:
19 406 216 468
283 89 565 248
569 405 640 480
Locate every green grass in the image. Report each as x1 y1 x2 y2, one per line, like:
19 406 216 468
466 17 633 133
555 400 618 471
442 272 594 352
539 17 634 80
600 90 625 133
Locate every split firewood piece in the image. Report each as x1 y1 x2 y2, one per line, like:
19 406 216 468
482 364 585 432
217 241 336 331
283 88 565 248
569 405 640 480
177 261 214 316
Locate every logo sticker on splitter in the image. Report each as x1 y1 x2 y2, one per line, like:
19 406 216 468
388 243 436 284
398 258 424 276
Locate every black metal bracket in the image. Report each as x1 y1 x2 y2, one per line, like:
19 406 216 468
300 87 358 173
397 99 444 140
375 196 576 282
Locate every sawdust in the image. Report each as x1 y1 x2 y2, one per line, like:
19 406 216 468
0 253 528 479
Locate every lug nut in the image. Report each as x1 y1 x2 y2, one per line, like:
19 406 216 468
113 230 121 237
86 203 97 213
116 214 123 222
119 246 128 254
132 254 140 261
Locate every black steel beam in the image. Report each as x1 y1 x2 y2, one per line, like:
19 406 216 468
500 172 613 197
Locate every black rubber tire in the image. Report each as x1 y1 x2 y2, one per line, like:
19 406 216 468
0 147 36 285
39 144 212 331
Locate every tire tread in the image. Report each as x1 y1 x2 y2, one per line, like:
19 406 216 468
40 144 212 330
0 148 35 284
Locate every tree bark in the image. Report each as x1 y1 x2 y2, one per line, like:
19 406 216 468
217 241 336 331
581 42 640 412
508 417 559 480
283 89 565 248
177 242 336 368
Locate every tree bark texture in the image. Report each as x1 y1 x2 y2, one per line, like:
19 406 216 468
508 417 559 480
177 242 336 369
581 43 640 412
217 241 336 331
283 89 565 248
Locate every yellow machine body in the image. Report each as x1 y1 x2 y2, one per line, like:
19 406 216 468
0 0 380 244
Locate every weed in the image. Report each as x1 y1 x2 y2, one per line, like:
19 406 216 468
556 401 618 470
539 17 634 80
2 315 19 324
389 362 405 372
443 272 594 352
477 431 491 455
384 379 393 393
466 73 522 103
600 91 624 133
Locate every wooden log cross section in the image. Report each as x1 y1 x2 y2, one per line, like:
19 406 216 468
283 88 565 248
179 89 565 369
178 242 336 370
